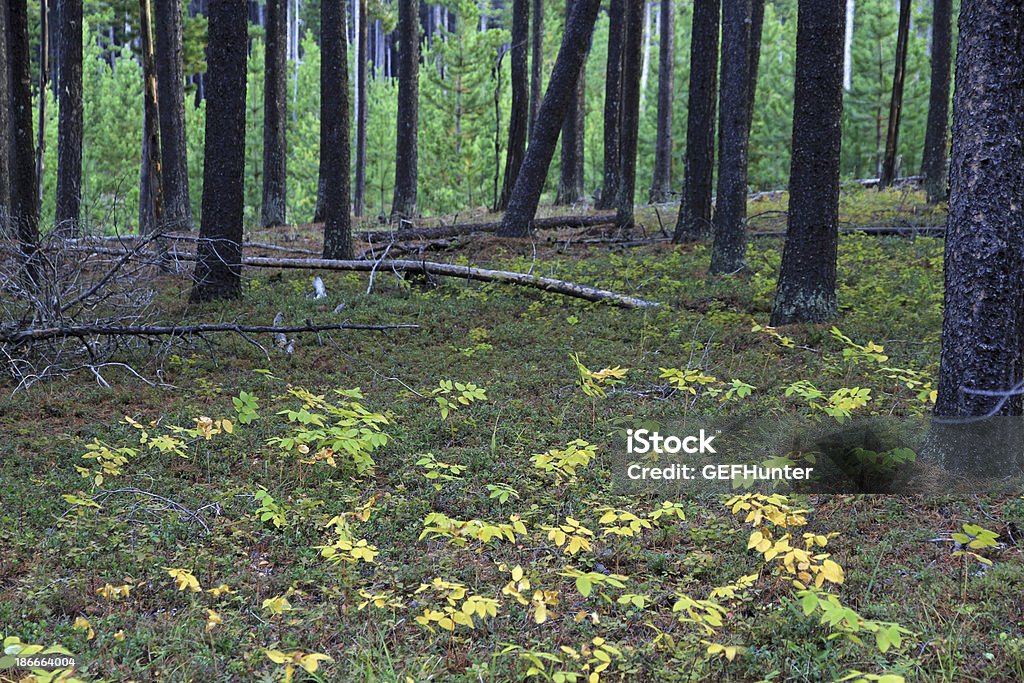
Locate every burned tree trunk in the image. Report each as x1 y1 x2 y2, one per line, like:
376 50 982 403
391 0 420 220
770 0 845 325
320 0 352 259
190 0 248 302
499 0 600 237
649 0 674 204
261 0 288 227
921 0 952 204
0 2 9 219
9 0 39 272
55 0 83 236
354 0 369 217
556 0 586 206
878 0 911 189
138 0 164 236
154 0 193 231
614 0 643 231
673 0 719 242
596 0 624 211
529 0 544 134
498 0 530 211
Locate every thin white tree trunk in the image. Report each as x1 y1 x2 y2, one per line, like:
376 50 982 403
639 1 653 113
844 0 855 91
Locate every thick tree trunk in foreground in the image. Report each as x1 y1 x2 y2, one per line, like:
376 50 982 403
934 1 1024 418
529 0 544 134
596 0 624 211
391 0 420 220
354 0 369 216
138 0 164 236
499 0 601 237
0 2 9 219
190 0 248 302
878 0 911 189
709 0 754 274
498 0 530 211
747 0 764 134
921 0 952 204
649 0 674 203
9 0 39 272
770 0 845 325
261 0 288 227
154 0 192 231
614 0 643 231
55 0 83 236
320 0 352 259
673 0 719 242
556 0 586 206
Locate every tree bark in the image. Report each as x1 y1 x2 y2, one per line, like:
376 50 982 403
921 0 952 204
672 0 719 242
190 0 248 302
0 1 12 221
138 0 164 236
709 0 754 274
769 0 845 325
934 0 1024 418
8 0 39 273
747 0 764 135
354 0 369 216
878 0 911 189
499 0 600 237
529 0 544 135
154 0 193 231
321 0 352 259
261 0 288 227
391 0 420 220
498 0 530 211
596 0 624 211
55 0 83 236
614 0 643 231
649 0 674 203
35 0 49 215
556 0 586 206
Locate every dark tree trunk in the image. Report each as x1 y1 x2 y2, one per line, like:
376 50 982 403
556 0 586 206
709 0 754 274
261 0 287 227
499 0 600 237
934 1 1024 418
529 0 543 135
391 0 419 220
321 0 352 259
9 0 39 270
354 0 369 216
155 0 193 231
498 0 530 211
769 0 845 325
747 0 764 134
54 0 82 236
672 0 719 242
35 0 49 214
190 0 248 302
878 0 911 189
139 0 164 236
0 1 11 219
596 0 624 211
649 0 674 203
921 0 952 204
614 0 643 231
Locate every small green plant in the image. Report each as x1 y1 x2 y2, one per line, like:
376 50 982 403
486 482 520 504
416 453 467 488
253 488 289 529
232 390 260 424
531 439 598 484
571 353 628 398
432 379 488 419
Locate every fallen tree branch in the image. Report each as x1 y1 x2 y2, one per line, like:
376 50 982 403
2 321 420 344
356 213 616 242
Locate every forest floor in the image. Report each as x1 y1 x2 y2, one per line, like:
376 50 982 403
2 188 1022 683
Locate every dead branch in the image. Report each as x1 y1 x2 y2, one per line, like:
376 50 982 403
356 212 616 242
2 321 420 345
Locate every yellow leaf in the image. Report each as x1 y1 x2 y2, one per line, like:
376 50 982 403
205 609 223 632
221 419 234 434
73 616 95 640
298 653 333 673
820 559 845 584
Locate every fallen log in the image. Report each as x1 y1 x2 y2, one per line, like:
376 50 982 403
2 321 420 345
356 213 616 242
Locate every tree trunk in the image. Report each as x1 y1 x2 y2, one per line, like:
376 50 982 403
354 0 369 216
596 0 624 211
321 0 352 259
55 0 82 236
614 0 643 231
35 0 49 215
529 0 543 135
138 0 164 236
843 0 854 91
638 0 652 112
190 0 248 302
747 0 764 134
921 0 952 204
499 0 600 237
649 0 674 203
878 0 911 189
9 0 39 272
391 0 420 220
709 0 754 274
261 0 288 227
556 0 586 206
0 1 12 221
498 0 530 211
769 0 845 325
934 0 1024 418
672 0 719 242
154 0 193 231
